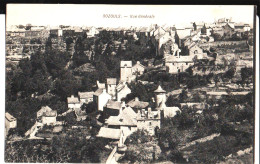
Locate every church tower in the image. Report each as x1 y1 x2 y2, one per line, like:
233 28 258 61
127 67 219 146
154 85 166 108
120 61 132 82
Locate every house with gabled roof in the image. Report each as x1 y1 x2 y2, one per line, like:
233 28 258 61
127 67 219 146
223 23 235 38
67 95 81 109
189 44 203 56
93 88 112 111
78 91 94 104
132 61 145 76
105 106 137 137
37 106 57 125
116 81 131 102
165 55 194 74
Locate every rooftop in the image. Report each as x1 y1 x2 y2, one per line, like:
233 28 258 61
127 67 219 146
78 91 94 99
97 127 121 140
107 78 117 85
106 106 137 126
105 100 122 110
127 97 149 109
120 61 132 67
42 110 57 117
165 55 193 63
94 88 105 96
154 85 166 93
67 95 80 104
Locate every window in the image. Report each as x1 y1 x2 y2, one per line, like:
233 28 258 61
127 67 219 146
194 50 198 54
149 122 152 126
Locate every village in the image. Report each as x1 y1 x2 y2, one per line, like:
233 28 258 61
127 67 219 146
5 17 254 163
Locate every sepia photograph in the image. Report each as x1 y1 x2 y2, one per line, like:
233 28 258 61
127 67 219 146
4 4 256 163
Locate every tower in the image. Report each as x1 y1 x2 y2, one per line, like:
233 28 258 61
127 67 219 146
120 61 132 82
154 85 166 108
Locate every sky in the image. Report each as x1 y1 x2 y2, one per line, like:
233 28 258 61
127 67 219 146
6 5 255 27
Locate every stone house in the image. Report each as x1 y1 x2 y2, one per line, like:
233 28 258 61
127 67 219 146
105 106 138 137
165 55 194 74
223 23 235 38
137 107 161 136
93 88 112 111
37 106 57 125
67 95 81 109
78 91 94 105
189 44 203 56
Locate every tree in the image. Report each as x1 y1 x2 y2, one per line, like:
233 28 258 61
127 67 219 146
179 89 188 103
212 33 222 41
53 71 81 100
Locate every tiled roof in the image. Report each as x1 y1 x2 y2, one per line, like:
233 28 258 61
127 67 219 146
42 110 57 117
67 96 79 104
165 55 193 63
105 100 122 110
78 92 94 99
38 106 52 113
97 127 121 139
106 106 137 126
5 112 16 122
94 88 104 96
127 98 149 109
116 82 130 92
107 78 117 85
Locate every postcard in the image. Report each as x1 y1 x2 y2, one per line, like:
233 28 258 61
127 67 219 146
4 4 257 163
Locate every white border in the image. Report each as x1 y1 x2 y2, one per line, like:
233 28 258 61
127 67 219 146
254 16 259 164
0 14 5 163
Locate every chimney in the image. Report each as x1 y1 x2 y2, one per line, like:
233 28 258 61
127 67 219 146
71 95 74 98
135 97 139 102
137 61 140 64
